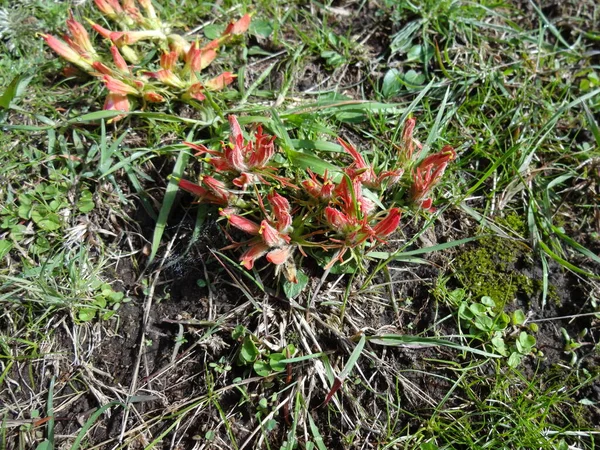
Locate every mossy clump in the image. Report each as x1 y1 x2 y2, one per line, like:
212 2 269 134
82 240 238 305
454 235 535 308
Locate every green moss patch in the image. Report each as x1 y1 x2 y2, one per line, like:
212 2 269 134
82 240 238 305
454 235 536 307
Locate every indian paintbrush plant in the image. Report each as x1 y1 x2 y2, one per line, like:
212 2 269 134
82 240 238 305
177 115 456 285
41 0 251 119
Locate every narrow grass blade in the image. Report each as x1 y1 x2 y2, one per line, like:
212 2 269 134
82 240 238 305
67 110 126 124
322 335 366 406
240 62 276 104
368 335 502 358
537 241 599 279
307 413 327 450
46 376 55 446
69 402 123 450
148 146 192 264
529 0 574 50
368 236 482 260
583 102 600 146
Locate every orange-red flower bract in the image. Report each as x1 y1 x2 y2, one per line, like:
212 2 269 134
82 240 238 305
42 34 93 71
372 208 401 239
410 145 456 209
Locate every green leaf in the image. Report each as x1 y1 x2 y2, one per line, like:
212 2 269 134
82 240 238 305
31 210 61 231
283 270 308 299
507 352 521 368
390 20 422 54
0 74 33 109
35 440 52 450
0 240 13 259
286 149 340 176
269 352 287 372
77 190 95 213
250 19 273 38
403 69 426 86
474 314 494 332
240 336 259 363
512 309 526 326
406 44 433 63
149 145 192 264
253 360 270 377
69 402 123 450
382 69 402 98
420 443 439 450
491 334 508 356
203 24 224 40
369 335 502 358
480 296 496 308
78 308 97 322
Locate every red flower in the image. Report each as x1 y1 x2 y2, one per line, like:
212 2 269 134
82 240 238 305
372 208 401 239
223 14 252 36
102 75 139 96
267 192 292 232
184 115 276 188
338 137 403 188
110 46 130 73
177 178 230 205
410 145 456 209
42 34 93 71
302 169 334 200
66 12 97 59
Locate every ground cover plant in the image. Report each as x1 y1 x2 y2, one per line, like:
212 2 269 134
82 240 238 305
0 0 599 449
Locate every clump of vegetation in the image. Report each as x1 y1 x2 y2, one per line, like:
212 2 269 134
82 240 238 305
41 0 251 118
177 115 456 285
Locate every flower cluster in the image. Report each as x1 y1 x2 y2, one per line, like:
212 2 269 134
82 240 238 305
177 115 456 282
41 0 250 119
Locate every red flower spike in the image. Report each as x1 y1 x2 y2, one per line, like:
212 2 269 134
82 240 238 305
160 51 178 71
247 126 275 168
110 45 129 73
410 145 456 208
186 42 217 73
220 210 261 235
92 61 113 75
372 208 401 240
109 29 165 46
184 83 206 102
260 220 287 247
204 72 236 91
336 177 375 217
201 176 230 203
66 12 96 59
143 91 165 103
303 170 334 199
223 14 252 36
178 178 208 197
138 0 158 20
376 169 404 187
122 0 143 22
103 92 129 113
103 75 138 96
232 173 260 189
401 117 418 161
240 242 269 269
90 22 112 40
144 69 185 88
325 206 353 234
178 178 226 204
338 138 377 186
267 192 292 232
266 246 292 266
94 0 121 18
42 34 93 71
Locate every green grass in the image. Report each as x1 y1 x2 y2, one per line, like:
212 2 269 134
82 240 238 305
1 0 599 449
